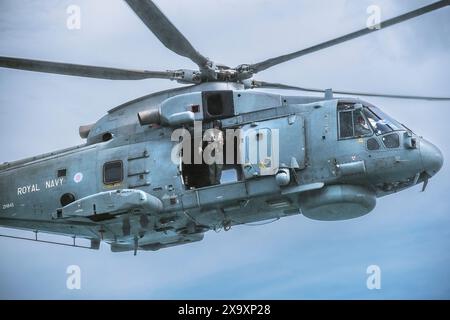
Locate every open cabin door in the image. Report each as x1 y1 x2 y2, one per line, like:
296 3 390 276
240 115 306 179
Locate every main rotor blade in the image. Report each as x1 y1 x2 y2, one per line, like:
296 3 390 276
251 80 450 101
249 0 450 74
0 56 180 80
124 0 209 69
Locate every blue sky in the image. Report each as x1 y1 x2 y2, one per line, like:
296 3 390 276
0 0 449 299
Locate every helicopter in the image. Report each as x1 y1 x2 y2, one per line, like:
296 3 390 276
0 0 448 254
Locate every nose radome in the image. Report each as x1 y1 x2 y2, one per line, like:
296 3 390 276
420 139 444 176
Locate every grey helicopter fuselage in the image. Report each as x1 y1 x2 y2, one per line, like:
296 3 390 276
0 82 443 252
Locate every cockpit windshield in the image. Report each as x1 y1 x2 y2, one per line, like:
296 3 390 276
362 105 405 135
338 102 406 139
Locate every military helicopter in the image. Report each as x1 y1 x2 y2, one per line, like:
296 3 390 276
0 0 448 254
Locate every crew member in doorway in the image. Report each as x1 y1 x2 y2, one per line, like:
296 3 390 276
204 120 224 185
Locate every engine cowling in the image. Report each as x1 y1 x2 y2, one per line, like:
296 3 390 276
299 185 376 221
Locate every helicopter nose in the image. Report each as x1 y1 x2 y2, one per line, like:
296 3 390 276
420 139 443 176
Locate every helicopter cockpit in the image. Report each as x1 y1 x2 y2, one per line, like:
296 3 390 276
338 101 407 143
362 105 405 135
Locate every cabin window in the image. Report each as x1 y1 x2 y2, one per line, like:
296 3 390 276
57 168 67 177
103 160 123 184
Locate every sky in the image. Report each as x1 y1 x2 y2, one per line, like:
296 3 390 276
0 0 449 299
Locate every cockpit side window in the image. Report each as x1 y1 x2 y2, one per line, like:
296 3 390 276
353 110 372 137
339 111 354 138
338 103 372 139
